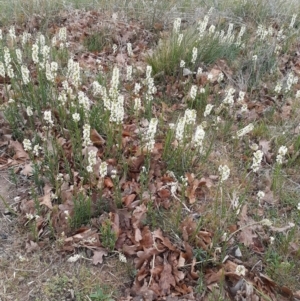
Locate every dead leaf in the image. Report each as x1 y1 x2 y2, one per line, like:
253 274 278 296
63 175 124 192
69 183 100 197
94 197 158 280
10 140 29 160
116 53 126 65
122 194 136 206
90 128 105 147
39 184 53 209
237 205 259 247
159 254 176 296
104 177 114 188
21 163 33 176
92 248 108 265
205 268 225 285
25 240 40 253
259 139 272 163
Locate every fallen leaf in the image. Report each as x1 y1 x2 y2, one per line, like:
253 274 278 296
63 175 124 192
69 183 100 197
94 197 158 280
25 240 40 253
39 184 53 209
21 163 33 176
237 205 259 247
92 248 108 265
90 128 105 147
159 254 176 296
10 140 29 160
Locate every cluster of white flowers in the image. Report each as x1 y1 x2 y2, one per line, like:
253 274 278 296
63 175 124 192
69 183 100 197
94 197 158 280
51 36 57 47
4 47 14 78
190 85 198 100
261 219 272 227
218 164 230 183
134 83 142 95
58 27 67 42
62 80 75 100
296 90 300 98
72 113 80 122
257 190 265 203
8 26 16 42
240 104 248 113
118 252 127 263
110 95 124 124
251 149 263 172
208 25 216 34
21 65 30 85
203 104 214 117
15 49 22 64
111 169 117 179
67 58 81 88
144 118 158 151
33 144 42 157
177 33 183 46
285 72 298 92
26 106 33 116
175 116 186 143
78 91 90 112
235 25 246 46
198 14 210 37
191 47 198 64
274 44 282 55
192 125 205 151
45 61 58 82
109 66 120 101
145 65 156 102
127 43 133 57
222 23 235 44
58 91 67 106
237 123 254 137
289 14 297 29
23 139 32 152
40 45 50 69
92 81 103 96
86 150 97 173
82 124 92 147
274 82 282 94
277 28 286 41
21 32 31 47
112 44 117 54
222 87 235 105
276 145 287 164
94 67 125 120
173 18 181 34
210 71 218 82
184 109 197 125
235 265 246 277
180 60 185 68
99 161 108 178
237 91 245 103
256 24 270 40
44 110 54 127
126 65 133 81
32 43 39 64
39 34 45 47
217 72 224 83
0 62 5 77
134 98 141 112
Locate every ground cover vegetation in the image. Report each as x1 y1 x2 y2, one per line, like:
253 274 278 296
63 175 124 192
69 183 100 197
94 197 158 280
0 0 300 300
